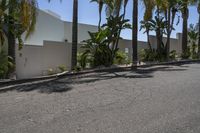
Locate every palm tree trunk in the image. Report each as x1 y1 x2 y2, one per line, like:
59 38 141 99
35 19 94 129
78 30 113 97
8 2 16 78
156 30 161 53
147 30 152 51
132 0 138 67
8 32 15 64
166 7 171 60
71 0 78 69
156 6 161 54
198 7 200 55
182 7 189 54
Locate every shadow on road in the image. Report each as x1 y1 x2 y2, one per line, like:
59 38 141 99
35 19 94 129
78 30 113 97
0 65 188 94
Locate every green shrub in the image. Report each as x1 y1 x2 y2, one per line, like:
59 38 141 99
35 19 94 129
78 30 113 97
139 48 168 62
47 68 55 75
190 44 199 59
169 50 177 60
114 51 129 65
58 65 67 72
181 47 191 59
77 52 94 69
73 66 81 72
192 53 199 59
140 49 157 62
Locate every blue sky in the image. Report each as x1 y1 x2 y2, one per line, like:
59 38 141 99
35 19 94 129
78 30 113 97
38 0 199 41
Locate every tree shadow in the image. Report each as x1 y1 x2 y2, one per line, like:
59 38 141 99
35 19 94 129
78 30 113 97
57 72 153 85
134 66 187 74
15 80 73 94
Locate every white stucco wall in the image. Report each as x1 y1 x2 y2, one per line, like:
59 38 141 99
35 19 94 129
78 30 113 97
23 10 65 46
16 42 72 79
64 22 98 43
15 9 184 79
22 9 98 46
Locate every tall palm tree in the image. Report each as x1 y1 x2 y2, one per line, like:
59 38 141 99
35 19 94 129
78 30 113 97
181 1 189 54
0 0 37 77
71 0 78 69
180 0 196 54
197 0 200 55
132 0 138 67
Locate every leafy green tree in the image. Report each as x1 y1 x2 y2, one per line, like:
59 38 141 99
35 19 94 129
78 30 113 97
92 0 130 61
140 20 153 51
140 0 155 51
82 15 131 67
164 0 180 60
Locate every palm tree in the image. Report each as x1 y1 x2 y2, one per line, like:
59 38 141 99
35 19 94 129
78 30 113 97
132 0 138 67
0 0 37 77
180 1 189 54
179 0 196 54
71 0 78 69
197 0 200 55
10 0 37 60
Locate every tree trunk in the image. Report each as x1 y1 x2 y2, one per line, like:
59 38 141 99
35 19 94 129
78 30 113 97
8 32 15 64
98 13 102 30
198 8 200 55
156 30 161 53
114 5 127 59
166 7 171 61
132 0 138 67
7 2 16 78
71 0 78 69
156 7 161 54
147 31 152 51
98 1 103 30
182 7 189 54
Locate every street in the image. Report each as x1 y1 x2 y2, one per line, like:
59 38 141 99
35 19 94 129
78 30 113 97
1 63 200 133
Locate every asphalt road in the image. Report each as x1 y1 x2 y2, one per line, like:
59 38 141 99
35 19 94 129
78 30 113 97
1 63 200 133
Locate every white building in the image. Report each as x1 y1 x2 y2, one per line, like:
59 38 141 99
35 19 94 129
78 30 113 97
16 9 183 79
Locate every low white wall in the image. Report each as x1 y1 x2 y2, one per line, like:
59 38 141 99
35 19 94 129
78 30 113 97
16 33 183 79
12 9 184 79
16 41 72 79
119 34 182 60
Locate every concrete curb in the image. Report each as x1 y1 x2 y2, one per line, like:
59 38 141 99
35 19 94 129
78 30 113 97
1 59 200 90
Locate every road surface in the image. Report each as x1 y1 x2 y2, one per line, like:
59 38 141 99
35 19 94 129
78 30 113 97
1 63 200 133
